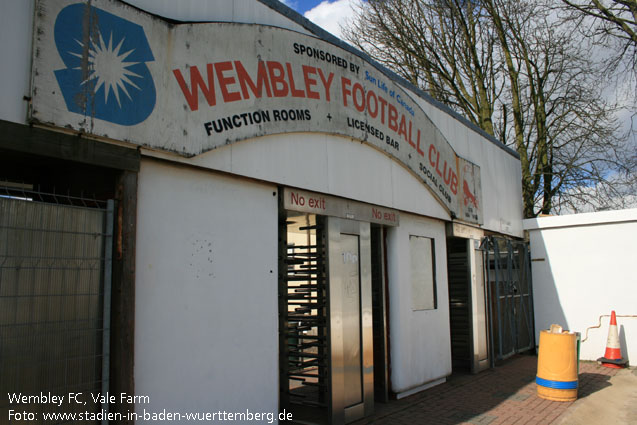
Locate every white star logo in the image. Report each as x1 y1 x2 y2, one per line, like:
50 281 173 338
70 30 142 107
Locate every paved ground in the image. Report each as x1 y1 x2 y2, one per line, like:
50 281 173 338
353 355 635 425
556 363 637 425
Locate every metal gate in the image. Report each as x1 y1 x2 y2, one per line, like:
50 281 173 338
482 236 534 365
0 187 113 424
279 213 329 414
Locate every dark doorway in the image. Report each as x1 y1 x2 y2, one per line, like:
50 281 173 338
447 237 472 372
371 225 389 402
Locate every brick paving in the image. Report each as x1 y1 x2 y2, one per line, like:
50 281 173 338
354 355 620 425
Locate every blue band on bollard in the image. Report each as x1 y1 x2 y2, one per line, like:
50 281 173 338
536 376 578 389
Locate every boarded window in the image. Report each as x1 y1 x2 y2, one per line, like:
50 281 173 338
410 235 436 310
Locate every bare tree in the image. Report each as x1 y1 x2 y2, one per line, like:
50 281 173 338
344 0 634 217
342 0 502 136
485 0 630 215
560 0 637 72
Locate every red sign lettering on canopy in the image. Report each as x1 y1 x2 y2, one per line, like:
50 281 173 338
31 0 482 224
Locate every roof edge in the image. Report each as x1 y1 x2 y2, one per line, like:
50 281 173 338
523 208 637 230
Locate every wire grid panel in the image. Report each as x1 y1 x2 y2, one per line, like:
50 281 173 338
0 194 111 424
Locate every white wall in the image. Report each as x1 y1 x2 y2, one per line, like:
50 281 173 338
135 159 279 416
126 0 311 34
386 212 451 394
146 132 452 223
524 209 637 364
0 0 33 124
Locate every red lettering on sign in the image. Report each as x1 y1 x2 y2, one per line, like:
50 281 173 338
173 64 216 111
341 77 352 107
429 144 459 195
443 161 452 185
413 125 424 157
353 83 366 112
302 66 320 99
318 69 333 102
378 96 387 124
308 197 326 210
367 91 378 118
175 60 338 107
215 61 241 103
398 115 410 146
435 151 443 177
372 207 382 219
235 60 272 99
290 192 305 206
451 172 458 195
429 144 436 167
286 63 305 98
388 104 398 132
267 61 288 97
342 83 431 165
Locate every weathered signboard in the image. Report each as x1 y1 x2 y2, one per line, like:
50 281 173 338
283 188 399 226
31 0 483 224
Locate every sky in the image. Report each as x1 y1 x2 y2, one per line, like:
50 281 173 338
281 0 361 38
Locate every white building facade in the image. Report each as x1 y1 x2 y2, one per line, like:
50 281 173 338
0 1 524 423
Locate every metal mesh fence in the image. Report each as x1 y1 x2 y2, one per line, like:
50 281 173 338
0 188 113 424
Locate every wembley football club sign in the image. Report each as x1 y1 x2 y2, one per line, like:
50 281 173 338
31 0 483 223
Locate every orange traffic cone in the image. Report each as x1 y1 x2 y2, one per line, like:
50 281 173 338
597 311 628 369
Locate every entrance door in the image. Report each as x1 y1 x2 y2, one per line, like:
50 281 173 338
447 237 489 373
327 218 373 424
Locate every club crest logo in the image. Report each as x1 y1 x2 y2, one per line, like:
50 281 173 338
54 3 156 125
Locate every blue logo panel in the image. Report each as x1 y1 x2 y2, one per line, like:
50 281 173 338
54 3 156 125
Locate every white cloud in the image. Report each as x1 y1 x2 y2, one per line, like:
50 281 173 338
280 0 298 10
304 0 362 39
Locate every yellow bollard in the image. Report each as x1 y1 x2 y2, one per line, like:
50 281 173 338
536 329 578 401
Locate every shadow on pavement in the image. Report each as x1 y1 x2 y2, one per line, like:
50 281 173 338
353 356 622 425
357 354 541 424
577 372 612 399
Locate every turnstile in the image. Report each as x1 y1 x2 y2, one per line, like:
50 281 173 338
280 214 374 424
